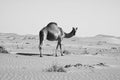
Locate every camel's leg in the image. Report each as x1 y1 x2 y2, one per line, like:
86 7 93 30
55 41 59 57
39 31 44 57
58 38 63 56
55 39 63 57
39 42 43 57
59 42 63 56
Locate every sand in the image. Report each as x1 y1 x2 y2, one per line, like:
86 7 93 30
0 33 120 80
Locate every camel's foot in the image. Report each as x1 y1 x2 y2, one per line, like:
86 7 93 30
40 55 43 57
55 54 58 57
61 54 64 56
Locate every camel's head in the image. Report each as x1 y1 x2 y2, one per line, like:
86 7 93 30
72 27 78 35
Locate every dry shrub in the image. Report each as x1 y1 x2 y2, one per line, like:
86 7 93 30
45 63 66 72
25 42 30 44
111 47 117 50
97 41 107 45
46 44 51 46
0 46 9 53
81 48 89 54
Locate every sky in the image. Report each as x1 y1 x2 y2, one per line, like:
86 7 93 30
0 0 120 37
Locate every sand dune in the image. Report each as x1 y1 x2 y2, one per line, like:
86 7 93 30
0 33 120 80
0 54 120 80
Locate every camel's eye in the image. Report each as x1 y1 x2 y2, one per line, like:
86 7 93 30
76 27 78 31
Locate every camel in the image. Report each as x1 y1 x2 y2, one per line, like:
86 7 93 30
39 22 78 57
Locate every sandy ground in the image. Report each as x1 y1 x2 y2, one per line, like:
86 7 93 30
0 33 120 80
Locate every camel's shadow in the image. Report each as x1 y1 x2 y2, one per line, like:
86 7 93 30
16 53 53 56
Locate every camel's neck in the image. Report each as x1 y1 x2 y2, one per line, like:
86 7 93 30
64 29 75 38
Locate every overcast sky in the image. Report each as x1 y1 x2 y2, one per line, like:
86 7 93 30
0 0 120 37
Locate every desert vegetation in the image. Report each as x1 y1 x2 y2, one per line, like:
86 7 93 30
44 63 66 72
0 46 9 53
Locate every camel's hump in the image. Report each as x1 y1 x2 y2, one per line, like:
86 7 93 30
47 22 57 27
46 22 60 33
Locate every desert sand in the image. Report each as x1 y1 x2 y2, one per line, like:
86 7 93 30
0 33 120 80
